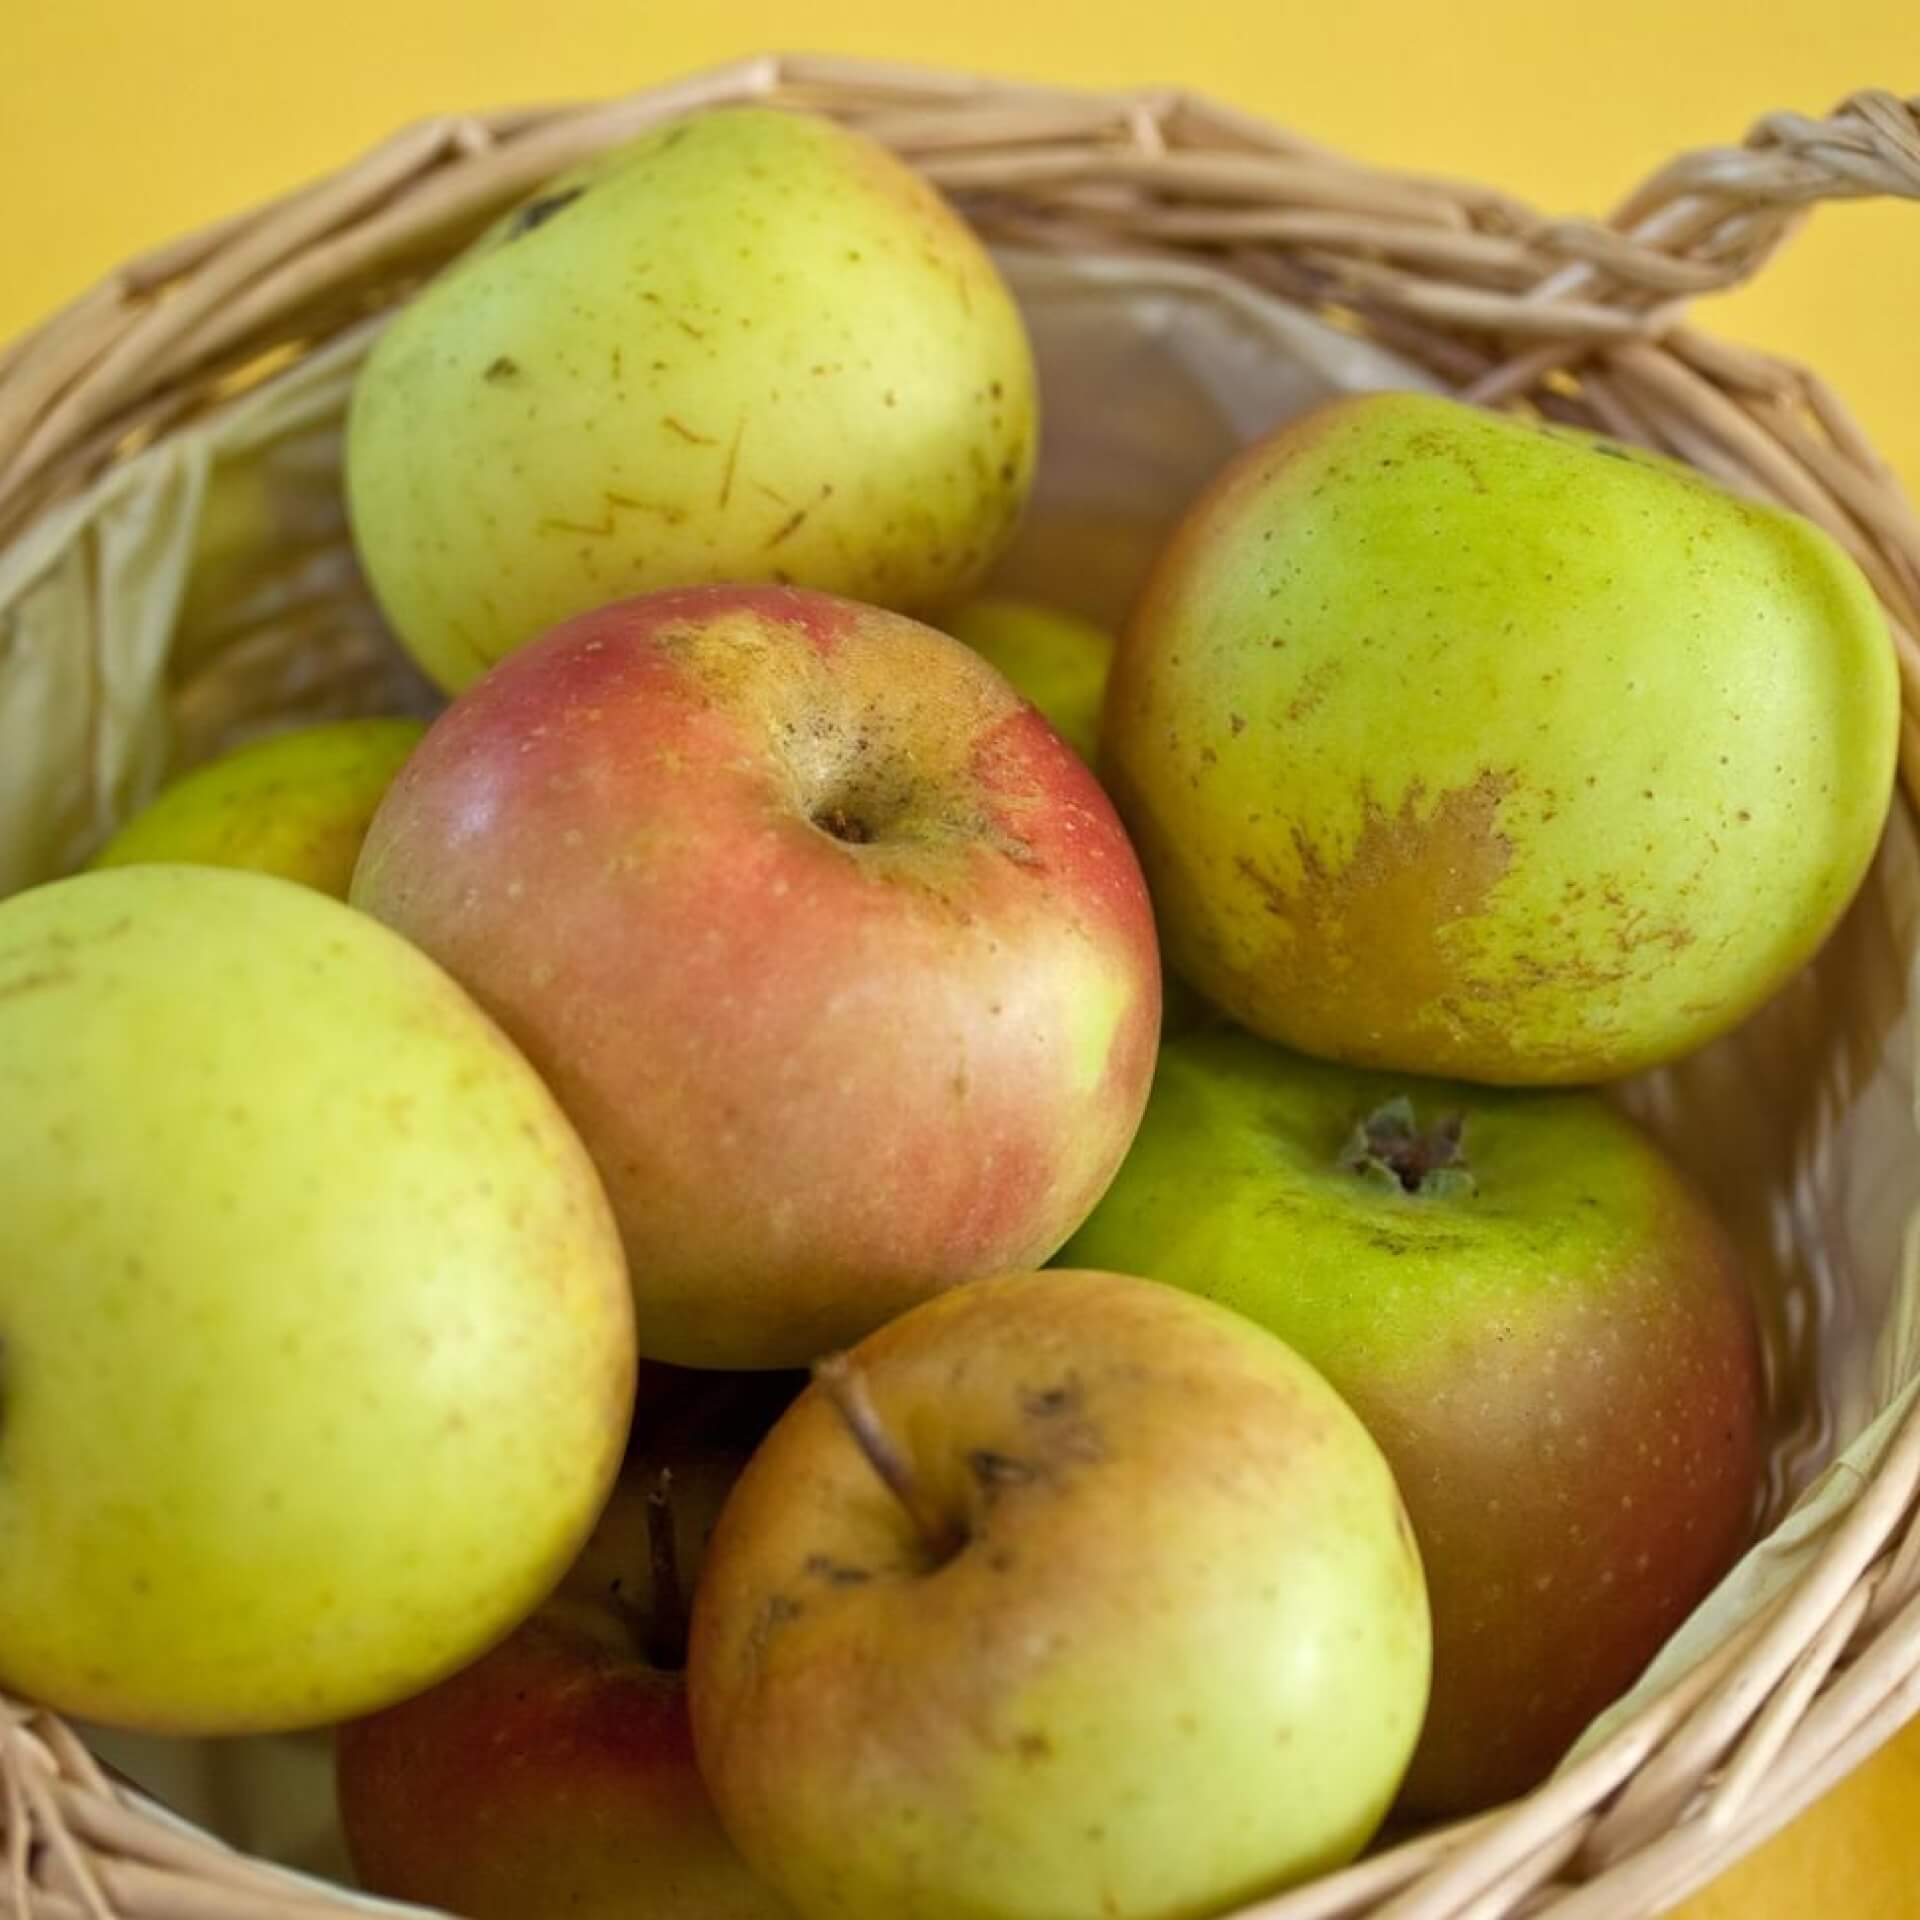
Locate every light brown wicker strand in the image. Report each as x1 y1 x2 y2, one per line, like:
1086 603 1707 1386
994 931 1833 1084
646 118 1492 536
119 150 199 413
5 53 1920 1920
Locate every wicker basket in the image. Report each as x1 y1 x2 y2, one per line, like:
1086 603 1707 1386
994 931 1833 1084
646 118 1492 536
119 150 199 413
5 49 1920 1920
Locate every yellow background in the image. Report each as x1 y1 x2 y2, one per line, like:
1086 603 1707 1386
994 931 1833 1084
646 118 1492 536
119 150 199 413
5 2 1918 1914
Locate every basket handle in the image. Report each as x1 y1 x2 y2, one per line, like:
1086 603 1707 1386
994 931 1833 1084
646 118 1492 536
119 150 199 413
1467 89 1920 406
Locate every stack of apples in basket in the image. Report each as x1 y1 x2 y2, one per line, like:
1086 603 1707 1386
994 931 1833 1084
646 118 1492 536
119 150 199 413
0 103 1901 1920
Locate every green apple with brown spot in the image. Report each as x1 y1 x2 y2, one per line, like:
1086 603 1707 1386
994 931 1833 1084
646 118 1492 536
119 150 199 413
90 718 426 898
1060 1026 1767 1813
352 585 1162 1370
347 106 1037 692
1101 390 1900 1083
689 1268 1431 1920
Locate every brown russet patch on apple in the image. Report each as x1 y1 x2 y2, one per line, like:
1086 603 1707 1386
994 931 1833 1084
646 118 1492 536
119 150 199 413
1230 771 1516 1063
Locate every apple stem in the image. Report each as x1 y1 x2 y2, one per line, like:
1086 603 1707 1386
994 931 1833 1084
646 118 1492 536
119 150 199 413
643 1469 689 1671
813 1352 965 1564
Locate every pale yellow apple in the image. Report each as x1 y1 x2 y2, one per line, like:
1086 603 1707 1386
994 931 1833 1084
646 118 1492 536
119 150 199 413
347 107 1037 691
91 717 426 897
0 865 635 1734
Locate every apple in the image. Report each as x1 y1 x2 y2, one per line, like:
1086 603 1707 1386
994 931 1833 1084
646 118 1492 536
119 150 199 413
1101 391 1900 1083
347 106 1037 692
1059 1026 1767 1813
688 1268 1432 1920
943 596 1114 763
89 717 426 897
352 585 1163 1370
0 865 635 1733
339 1453 791 1919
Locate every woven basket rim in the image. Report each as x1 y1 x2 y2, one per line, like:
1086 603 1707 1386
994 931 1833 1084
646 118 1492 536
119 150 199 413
4 50 1920 1920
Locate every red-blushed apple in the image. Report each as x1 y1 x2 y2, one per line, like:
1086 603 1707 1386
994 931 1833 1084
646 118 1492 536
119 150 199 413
1060 1027 1768 1814
338 1449 791 1919
688 1269 1432 1920
352 585 1163 1369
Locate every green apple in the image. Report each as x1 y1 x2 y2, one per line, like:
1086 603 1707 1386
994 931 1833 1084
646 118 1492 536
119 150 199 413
1060 1027 1766 1813
340 1451 791 1920
348 107 1037 692
688 1268 1431 1920
0 865 635 1734
1102 391 1900 1083
90 718 426 897
943 596 1113 762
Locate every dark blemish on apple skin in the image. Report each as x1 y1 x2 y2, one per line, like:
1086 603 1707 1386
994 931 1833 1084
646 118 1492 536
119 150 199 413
0 968 77 1001
1015 1731 1054 1762
484 356 520 383
766 507 809 548
509 187 585 237
969 1449 1037 1491
1021 1380 1081 1419
1229 713 1247 736
803 1553 872 1587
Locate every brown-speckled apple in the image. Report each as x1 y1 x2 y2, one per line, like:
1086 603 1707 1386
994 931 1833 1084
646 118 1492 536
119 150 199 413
689 1269 1431 1920
346 106 1036 692
1102 391 1899 1083
352 586 1161 1369
339 1442 791 1920
1060 1026 1766 1812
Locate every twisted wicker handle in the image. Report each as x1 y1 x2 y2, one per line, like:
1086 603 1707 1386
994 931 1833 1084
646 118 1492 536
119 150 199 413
1466 88 1920 400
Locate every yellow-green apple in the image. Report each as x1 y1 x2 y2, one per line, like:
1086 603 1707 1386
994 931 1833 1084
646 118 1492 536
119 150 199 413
0 865 635 1734
347 106 1037 692
90 717 425 897
1102 391 1899 1083
942 593 1218 1037
352 586 1162 1370
943 596 1114 763
339 1454 790 1919
1060 1027 1766 1813
688 1269 1432 1920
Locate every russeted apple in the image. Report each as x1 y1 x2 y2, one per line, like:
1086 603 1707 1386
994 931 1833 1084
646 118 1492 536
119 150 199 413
339 1375 799 1920
353 585 1162 1370
1062 1028 1767 1812
688 1269 1432 1920
1102 391 1899 1084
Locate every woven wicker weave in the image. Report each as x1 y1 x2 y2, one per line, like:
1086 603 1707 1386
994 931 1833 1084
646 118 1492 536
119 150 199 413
4 50 1920 1920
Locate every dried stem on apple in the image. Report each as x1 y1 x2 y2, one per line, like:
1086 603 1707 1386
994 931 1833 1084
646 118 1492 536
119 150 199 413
643 1469 689 1671
813 1352 966 1563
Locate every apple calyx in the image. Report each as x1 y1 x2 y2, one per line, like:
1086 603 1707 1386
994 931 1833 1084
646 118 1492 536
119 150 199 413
1340 1098 1475 1198
813 1352 967 1565
641 1470 690 1671
811 804 876 845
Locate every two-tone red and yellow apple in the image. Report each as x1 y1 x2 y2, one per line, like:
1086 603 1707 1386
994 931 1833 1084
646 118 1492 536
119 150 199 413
353 584 1162 1370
